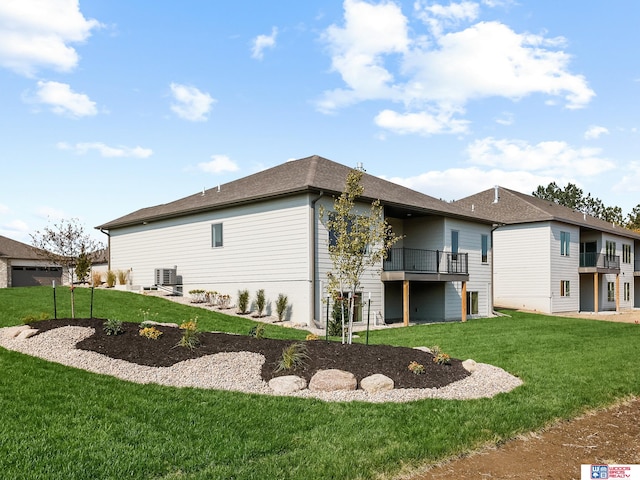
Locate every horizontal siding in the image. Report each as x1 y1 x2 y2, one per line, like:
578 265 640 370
550 222 580 312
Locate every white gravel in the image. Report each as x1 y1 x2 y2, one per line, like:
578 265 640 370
0 326 523 403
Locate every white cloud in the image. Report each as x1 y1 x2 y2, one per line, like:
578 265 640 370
0 219 30 239
466 137 615 177
57 141 153 158
584 125 609 140
170 83 215 122
0 203 9 214
374 108 469 135
0 0 101 76
197 155 239 174
318 0 595 134
251 27 278 60
614 161 640 193
32 80 97 117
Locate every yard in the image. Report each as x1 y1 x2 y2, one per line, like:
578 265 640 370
0 286 638 479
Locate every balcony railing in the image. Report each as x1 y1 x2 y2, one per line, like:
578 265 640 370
383 248 468 274
579 253 620 270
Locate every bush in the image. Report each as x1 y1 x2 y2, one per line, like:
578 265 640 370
188 289 207 303
275 342 308 373
103 318 123 336
176 317 200 349
305 333 319 341
327 297 348 336
237 289 249 314
106 270 116 288
21 312 50 324
248 324 265 339
276 294 288 322
91 271 102 287
408 361 425 375
139 326 163 340
430 345 451 365
255 289 266 317
117 270 128 285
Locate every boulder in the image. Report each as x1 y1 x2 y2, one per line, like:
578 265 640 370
269 375 307 394
309 369 357 392
462 359 478 373
3 325 31 338
16 329 39 340
360 374 394 393
141 321 179 328
413 346 432 353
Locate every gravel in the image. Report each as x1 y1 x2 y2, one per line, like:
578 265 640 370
0 325 523 403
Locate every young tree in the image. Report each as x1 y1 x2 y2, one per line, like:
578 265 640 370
319 168 400 344
31 218 104 318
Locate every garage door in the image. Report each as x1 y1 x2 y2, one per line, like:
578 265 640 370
12 266 63 287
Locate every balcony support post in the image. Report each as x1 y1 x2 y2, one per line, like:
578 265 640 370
616 274 620 312
594 273 599 313
403 280 410 326
461 280 467 322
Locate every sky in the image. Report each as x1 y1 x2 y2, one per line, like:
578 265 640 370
1 0 640 245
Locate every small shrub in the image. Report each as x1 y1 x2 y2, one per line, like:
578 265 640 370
139 326 163 340
433 352 451 365
91 271 102 287
276 294 288 322
103 318 123 336
139 308 158 322
237 289 249 314
305 333 319 341
248 324 266 339
275 342 308 372
188 289 207 303
177 317 200 349
205 291 218 305
218 294 231 309
106 270 116 288
117 270 128 285
21 312 50 324
408 361 425 375
255 289 266 317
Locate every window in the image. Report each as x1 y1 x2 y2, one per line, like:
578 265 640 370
560 231 570 256
451 230 459 260
607 282 615 302
481 234 489 263
624 282 630 302
466 291 479 315
211 223 223 248
560 280 570 297
606 241 616 259
623 244 631 264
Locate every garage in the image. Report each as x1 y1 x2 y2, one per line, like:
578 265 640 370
11 266 63 287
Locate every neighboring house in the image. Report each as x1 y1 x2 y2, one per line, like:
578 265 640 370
0 235 63 288
96 155 495 326
455 186 640 314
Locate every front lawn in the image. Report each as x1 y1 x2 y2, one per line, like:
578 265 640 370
0 287 638 479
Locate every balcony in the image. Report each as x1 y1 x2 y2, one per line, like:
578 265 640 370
579 253 620 273
382 248 468 281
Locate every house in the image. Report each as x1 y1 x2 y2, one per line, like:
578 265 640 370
0 234 63 288
455 186 640 314
96 155 495 326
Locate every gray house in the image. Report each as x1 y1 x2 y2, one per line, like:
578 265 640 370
0 235 62 288
456 186 640 314
97 155 495 326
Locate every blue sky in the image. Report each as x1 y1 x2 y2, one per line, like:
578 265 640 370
1 0 639 244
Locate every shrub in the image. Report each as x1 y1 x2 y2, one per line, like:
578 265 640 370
176 317 200 349
248 324 265 339
433 352 451 365
205 291 218 305
408 361 425 375
218 294 231 309
188 289 207 303
139 308 158 322
237 289 249 314
117 270 128 285
276 294 288 322
305 333 319 341
139 326 163 340
103 318 123 336
106 270 116 288
275 343 308 372
255 289 266 317
21 312 50 324
91 271 102 287
327 296 349 336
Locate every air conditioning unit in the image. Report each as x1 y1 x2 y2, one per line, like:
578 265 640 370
154 268 177 286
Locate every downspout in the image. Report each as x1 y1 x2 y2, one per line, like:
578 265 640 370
490 223 503 316
310 191 324 327
99 228 111 271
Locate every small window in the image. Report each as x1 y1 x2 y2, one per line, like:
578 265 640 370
451 230 459 260
560 231 570 256
211 223 223 248
622 244 631 264
624 282 630 302
606 241 616 259
481 234 488 263
607 282 615 302
466 291 478 315
560 280 570 297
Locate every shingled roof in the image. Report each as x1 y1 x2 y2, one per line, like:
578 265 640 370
455 186 640 240
0 234 44 260
97 155 492 230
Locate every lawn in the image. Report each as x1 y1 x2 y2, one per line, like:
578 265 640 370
1 286 638 480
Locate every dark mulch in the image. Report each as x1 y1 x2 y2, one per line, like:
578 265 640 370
29 318 470 389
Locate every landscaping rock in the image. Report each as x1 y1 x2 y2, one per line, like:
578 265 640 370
141 321 179 328
360 373 394 393
462 359 478 373
309 369 357 392
269 375 307 394
414 346 432 353
3 325 31 338
16 329 39 340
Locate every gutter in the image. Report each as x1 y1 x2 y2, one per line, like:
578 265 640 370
99 228 111 271
310 190 324 327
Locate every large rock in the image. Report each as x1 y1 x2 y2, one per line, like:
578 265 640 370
3 325 31 338
413 346 432 353
16 328 39 340
462 359 478 373
360 374 394 393
309 369 357 392
269 375 307 394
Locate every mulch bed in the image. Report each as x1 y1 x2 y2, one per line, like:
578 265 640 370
29 318 470 389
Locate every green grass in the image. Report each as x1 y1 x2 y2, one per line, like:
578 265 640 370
1 287 639 479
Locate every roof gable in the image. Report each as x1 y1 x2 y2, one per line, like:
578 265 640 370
0 235 45 260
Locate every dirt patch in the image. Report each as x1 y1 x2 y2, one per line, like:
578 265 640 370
404 397 640 479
